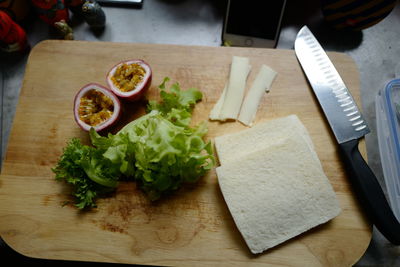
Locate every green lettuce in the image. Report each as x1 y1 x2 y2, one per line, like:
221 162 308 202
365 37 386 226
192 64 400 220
53 77 215 209
52 138 119 209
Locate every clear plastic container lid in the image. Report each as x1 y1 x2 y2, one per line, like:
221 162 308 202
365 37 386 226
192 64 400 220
376 78 400 221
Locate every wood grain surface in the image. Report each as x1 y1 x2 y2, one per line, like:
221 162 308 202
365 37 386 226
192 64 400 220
0 40 371 266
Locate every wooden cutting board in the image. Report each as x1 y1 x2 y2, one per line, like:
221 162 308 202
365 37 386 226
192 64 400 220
0 40 371 266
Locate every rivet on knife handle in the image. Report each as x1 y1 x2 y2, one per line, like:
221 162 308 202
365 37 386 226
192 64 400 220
294 25 400 244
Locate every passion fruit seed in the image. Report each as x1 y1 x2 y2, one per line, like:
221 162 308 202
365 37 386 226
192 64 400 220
111 63 146 92
78 89 114 127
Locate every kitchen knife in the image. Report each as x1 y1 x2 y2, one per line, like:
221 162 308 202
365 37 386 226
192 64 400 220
294 26 400 244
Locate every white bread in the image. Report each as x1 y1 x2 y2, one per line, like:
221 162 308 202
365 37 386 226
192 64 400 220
215 117 341 254
214 115 319 166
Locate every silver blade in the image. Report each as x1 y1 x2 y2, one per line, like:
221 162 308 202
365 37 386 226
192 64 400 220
294 26 369 144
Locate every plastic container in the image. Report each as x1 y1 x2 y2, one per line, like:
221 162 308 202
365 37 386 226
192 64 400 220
376 78 400 221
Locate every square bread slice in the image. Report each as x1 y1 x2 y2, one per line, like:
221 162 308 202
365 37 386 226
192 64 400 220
214 115 319 166
216 135 341 254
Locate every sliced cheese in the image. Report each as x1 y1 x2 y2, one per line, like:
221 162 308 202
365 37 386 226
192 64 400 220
216 135 341 254
219 56 251 120
214 115 319 167
238 64 277 126
209 84 227 121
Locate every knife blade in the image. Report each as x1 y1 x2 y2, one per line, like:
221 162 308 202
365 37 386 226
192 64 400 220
295 25 400 245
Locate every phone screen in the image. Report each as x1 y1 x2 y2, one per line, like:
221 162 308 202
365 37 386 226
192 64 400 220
226 1 286 40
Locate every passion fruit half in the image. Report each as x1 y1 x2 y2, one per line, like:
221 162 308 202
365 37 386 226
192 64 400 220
74 83 121 132
106 59 152 101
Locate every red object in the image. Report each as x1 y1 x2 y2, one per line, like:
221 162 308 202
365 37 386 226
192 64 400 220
0 10 27 52
66 0 84 7
30 0 69 25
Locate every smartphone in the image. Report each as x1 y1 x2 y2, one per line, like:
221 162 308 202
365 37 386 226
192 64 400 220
97 0 143 7
222 0 287 48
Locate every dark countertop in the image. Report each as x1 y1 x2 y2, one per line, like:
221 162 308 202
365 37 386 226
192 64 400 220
1 0 399 265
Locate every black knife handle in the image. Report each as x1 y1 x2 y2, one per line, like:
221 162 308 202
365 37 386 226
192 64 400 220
340 139 400 245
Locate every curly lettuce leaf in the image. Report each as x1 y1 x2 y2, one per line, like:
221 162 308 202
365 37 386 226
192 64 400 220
116 111 214 200
52 138 119 209
110 78 213 200
148 77 202 127
90 129 136 177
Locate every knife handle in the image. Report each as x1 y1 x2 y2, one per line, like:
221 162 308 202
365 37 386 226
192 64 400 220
340 139 400 245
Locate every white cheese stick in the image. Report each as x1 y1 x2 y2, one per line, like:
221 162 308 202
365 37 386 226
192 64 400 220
238 64 277 126
209 84 227 121
219 56 251 120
